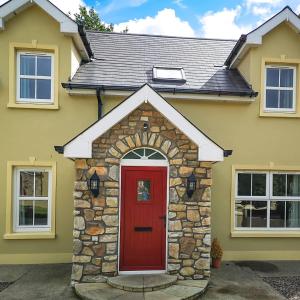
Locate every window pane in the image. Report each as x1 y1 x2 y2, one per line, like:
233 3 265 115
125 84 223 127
156 68 183 80
273 174 286 196
134 149 144 156
20 171 34 196
286 201 300 228
279 90 293 109
270 201 285 228
266 89 279 108
287 175 300 197
252 174 266 196
37 56 51 76
19 200 33 225
36 79 51 100
35 172 49 197
123 152 140 159
20 55 35 75
34 200 48 225
237 173 251 196
137 180 150 201
280 69 293 88
235 201 251 228
145 148 155 157
266 68 279 87
148 152 165 160
251 201 267 228
20 78 35 99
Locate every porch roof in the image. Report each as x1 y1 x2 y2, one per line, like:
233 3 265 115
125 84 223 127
58 84 229 162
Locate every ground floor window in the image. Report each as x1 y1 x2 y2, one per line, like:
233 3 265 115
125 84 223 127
235 171 300 230
14 167 52 232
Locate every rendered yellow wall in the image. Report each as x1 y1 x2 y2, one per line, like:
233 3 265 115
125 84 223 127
1 5 300 264
0 5 98 263
237 50 252 84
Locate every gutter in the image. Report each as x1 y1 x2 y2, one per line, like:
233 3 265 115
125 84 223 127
96 88 103 119
61 82 258 98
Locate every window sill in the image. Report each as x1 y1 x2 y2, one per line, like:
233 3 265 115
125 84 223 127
3 232 56 240
7 102 59 110
260 111 300 118
231 230 300 238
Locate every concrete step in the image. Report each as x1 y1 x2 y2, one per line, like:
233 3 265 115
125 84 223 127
74 279 208 300
107 274 177 292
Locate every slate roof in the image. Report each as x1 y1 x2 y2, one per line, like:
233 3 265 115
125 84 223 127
66 31 256 97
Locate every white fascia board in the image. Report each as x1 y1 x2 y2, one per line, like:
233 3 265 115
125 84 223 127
231 7 300 68
64 84 224 161
66 88 254 103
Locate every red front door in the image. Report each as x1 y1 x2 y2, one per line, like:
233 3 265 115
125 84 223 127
120 166 167 271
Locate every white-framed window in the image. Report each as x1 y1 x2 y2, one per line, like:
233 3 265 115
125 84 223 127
264 66 296 112
14 168 52 232
17 52 54 103
153 66 186 82
235 171 300 230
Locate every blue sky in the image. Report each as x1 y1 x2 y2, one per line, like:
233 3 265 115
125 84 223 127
9 0 299 39
81 0 300 38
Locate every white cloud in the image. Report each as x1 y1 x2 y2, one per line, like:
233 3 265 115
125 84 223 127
245 0 282 7
296 4 300 14
199 6 253 39
251 5 271 16
101 0 147 14
114 8 195 37
173 0 187 9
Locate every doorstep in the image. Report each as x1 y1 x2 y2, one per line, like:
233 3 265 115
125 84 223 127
74 275 208 300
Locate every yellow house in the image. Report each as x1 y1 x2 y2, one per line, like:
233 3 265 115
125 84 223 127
0 0 300 287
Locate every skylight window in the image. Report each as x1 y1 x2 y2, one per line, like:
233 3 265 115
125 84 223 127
153 67 186 82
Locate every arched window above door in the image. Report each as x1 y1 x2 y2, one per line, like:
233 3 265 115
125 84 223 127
123 148 166 160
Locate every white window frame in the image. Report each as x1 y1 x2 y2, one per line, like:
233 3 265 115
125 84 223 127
16 51 54 104
14 167 52 232
264 65 296 113
235 171 300 231
153 66 186 82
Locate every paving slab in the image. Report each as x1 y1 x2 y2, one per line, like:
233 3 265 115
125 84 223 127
177 279 208 289
162 285 205 299
75 283 144 300
0 264 77 300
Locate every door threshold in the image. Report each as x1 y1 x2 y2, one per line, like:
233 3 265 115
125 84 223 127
119 270 166 275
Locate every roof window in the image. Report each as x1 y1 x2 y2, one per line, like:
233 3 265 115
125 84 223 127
153 67 186 82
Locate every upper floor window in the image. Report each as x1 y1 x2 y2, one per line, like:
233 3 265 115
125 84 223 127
17 52 54 104
265 66 296 112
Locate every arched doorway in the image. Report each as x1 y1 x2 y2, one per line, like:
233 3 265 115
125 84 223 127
119 148 168 273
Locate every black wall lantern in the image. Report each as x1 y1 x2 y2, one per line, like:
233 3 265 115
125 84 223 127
89 171 100 197
187 173 197 198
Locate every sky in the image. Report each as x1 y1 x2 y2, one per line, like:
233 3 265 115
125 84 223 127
2 0 300 39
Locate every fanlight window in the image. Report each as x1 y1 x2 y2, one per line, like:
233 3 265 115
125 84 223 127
123 148 166 160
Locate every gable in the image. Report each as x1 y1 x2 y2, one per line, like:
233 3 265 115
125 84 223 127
227 6 300 68
0 0 91 59
62 84 225 161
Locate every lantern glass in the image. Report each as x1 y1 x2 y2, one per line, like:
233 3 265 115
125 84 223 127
187 174 196 198
89 171 100 197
